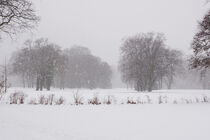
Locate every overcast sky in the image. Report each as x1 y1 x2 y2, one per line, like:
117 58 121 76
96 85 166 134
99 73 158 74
0 0 209 65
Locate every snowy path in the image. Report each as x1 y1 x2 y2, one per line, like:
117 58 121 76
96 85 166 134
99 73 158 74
0 104 210 140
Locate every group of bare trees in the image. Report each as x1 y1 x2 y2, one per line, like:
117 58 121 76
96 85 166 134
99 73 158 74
119 33 183 92
60 46 112 89
10 39 112 90
0 0 209 92
11 39 60 90
0 0 38 95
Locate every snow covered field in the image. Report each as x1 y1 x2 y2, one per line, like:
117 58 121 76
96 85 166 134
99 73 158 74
1 104 210 140
0 88 210 140
1 88 210 105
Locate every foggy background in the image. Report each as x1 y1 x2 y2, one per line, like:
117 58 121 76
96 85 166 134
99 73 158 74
0 0 209 88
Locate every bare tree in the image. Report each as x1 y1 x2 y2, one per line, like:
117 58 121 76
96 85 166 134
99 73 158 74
54 52 69 89
11 38 61 91
119 33 183 92
164 49 183 89
32 39 61 91
0 0 39 38
11 41 35 88
64 46 112 89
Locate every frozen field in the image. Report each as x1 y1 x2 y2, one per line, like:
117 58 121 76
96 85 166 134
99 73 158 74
0 104 210 140
1 88 210 105
0 88 210 140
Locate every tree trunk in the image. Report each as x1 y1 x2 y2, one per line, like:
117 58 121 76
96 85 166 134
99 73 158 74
22 73 25 88
148 75 153 92
46 78 51 91
36 76 40 91
40 77 44 91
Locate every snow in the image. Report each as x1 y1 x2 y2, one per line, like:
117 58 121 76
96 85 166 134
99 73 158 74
1 88 210 105
0 104 210 140
0 88 210 140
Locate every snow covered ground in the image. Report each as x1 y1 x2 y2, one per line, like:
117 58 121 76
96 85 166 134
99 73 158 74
0 104 210 140
1 88 210 105
0 88 210 140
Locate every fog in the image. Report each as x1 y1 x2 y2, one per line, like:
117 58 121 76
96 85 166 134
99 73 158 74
0 0 209 65
0 0 209 89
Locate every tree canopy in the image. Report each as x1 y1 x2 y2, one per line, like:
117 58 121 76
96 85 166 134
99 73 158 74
0 0 39 38
190 10 210 69
11 39 112 90
119 33 183 92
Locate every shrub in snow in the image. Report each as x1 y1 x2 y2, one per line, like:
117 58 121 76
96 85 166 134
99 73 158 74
55 96 65 105
185 99 191 104
103 96 111 105
126 97 136 104
103 95 115 105
38 94 56 105
48 94 55 105
202 95 208 103
88 94 101 105
38 95 46 105
173 100 177 104
32 95 63 105
39 95 49 105
9 93 18 104
158 96 163 104
73 91 83 105
195 97 200 103
9 91 27 104
19 94 25 104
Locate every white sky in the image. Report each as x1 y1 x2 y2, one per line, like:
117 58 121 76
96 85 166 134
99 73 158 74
0 0 209 65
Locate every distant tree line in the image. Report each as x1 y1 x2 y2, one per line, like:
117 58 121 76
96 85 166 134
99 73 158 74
119 32 183 92
10 38 112 90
